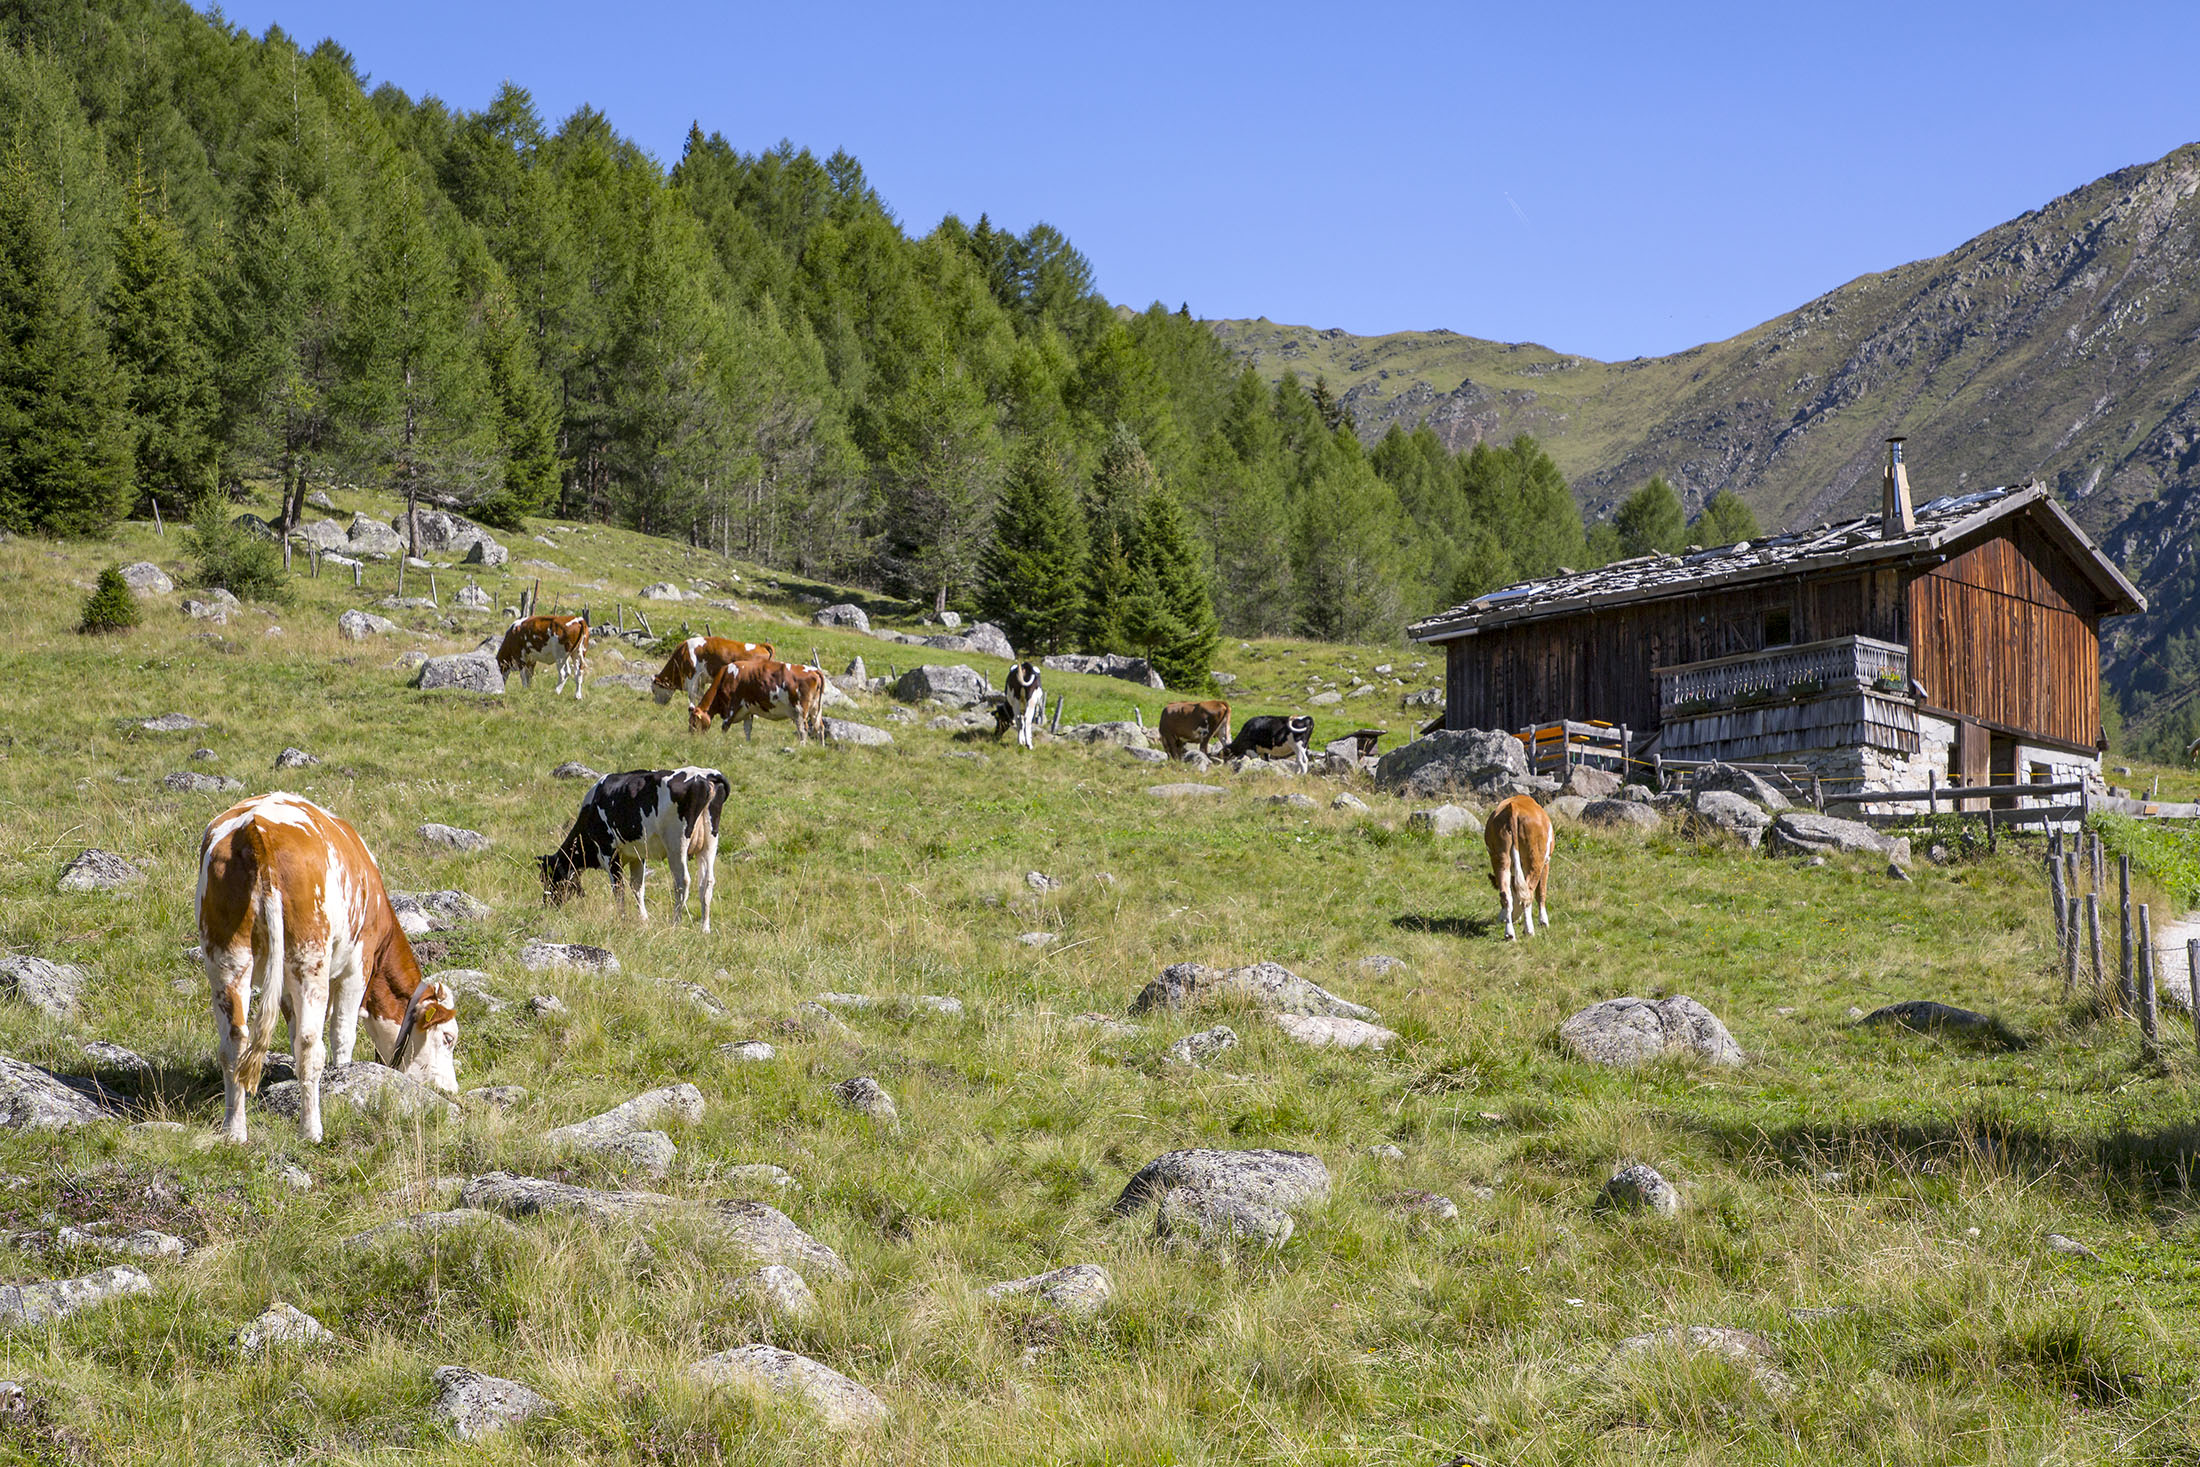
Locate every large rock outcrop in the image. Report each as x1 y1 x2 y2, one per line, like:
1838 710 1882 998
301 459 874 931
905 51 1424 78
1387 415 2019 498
1373 729 1529 799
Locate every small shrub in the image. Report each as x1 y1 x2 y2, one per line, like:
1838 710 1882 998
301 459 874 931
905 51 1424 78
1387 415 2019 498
77 565 140 633
185 496 290 605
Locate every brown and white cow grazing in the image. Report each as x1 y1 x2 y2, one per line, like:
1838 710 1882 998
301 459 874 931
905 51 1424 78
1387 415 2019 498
1159 700 1232 761
496 613 590 699
689 657 825 742
651 636 775 707
1483 794 1553 941
197 793 460 1145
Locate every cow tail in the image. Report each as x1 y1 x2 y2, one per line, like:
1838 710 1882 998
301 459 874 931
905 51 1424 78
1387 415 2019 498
236 882 286 1094
1510 845 1529 911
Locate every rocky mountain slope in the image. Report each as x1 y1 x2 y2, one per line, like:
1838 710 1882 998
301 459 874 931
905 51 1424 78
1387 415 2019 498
1215 144 2200 744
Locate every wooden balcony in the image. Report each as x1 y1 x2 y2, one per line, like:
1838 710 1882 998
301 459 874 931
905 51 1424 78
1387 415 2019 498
1654 636 1918 761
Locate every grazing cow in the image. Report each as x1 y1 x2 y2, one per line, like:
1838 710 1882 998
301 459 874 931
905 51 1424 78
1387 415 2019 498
1159 700 1232 761
994 662 1043 749
1341 728 1385 760
651 636 775 707
539 767 730 932
1223 714 1316 774
196 793 461 1145
689 657 826 742
496 613 590 699
1483 794 1553 941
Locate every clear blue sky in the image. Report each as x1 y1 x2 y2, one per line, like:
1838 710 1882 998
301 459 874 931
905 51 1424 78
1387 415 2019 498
204 0 2200 362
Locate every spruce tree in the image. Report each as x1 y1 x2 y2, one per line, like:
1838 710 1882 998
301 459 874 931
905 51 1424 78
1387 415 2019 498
0 153 132 536
1128 484 1220 687
78 564 140 633
106 175 216 518
977 441 1086 653
1083 523 1135 653
1693 489 1762 547
1614 475 1687 556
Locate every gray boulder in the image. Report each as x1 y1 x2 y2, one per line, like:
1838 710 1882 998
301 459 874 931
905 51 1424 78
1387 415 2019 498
1691 763 1792 809
345 514 403 555
1559 766 1622 799
81 1042 151 1078
1111 1148 1330 1214
1581 799 1663 832
737 1264 817 1320
1148 782 1225 798
1155 1186 1294 1251
543 1084 704 1150
550 761 602 781
1381 1189 1461 1222
0 1266 150 1327
518 940 618 974
1041 651 1164 688
274 747 319 769
1064 721 1154 748
457 1173 849 1277
393 510 492 555
890 664 990 707
812 603 870 632
261 1062 454 1122
455 584 492 610
306 490 335 510
1856 1000 2019 1046
1163 1025 1238 1067
1548 795 1590 820
1373 729 1528 799
823 718 893 746
720 1040 775 1062
0 1058 116 1130
139 712 205 733
831 1076 898 1123
1409 804 1477 837
0 956 84 1020
415 652 503 695
690 1345 887 1432
339 1210 526 1251
1768 811 1910 866
1685 790 1773 847
963 622 1015 660
180 598 229 623
12 1223 183 1260
1131 961 1377 1021
1560 995 1743 1068
292 518 350 552
235 1302 334 1354
1333 791 1370 812
116 562 172 593
640 582 684 602
986 1262 1112 1314
431 1366 556 1440
162 772 243 795
1272 1014 1399 1050
1607 1326 1790 1398
1599 1162 1683 1216
419 824 491 854
386 889 491 933
461 536 507 567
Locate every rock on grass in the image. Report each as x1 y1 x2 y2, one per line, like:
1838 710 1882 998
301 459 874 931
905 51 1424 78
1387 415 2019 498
1132 961 1377 1022
1163 1026 1237 1067
456 1173 849 1279
56 851 142 893
0 1058 118 1130
831 1076 898 1123
431 1366 556 1440
1111 1148 1330 1214
1156 1186 1294 1251
0 957 84 1021
987 1264 1113 1315
1559 996 1743 1068
690 1345 887 1432
1272 1014 1398 1050
518 940 618 974
235 1302 333 1354
737 1264 817 1320
1598 1163 1682 1217
0 1266 150 1327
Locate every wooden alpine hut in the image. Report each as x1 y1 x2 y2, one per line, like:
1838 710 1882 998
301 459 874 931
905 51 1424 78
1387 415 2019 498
1405 441 2147 799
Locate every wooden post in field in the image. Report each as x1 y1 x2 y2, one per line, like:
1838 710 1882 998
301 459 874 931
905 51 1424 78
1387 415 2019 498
2118 856 2136 1011
2086 893 2105 1004
282 536 292 572
1987 804 1999 855
2190 939 2200 1062
2092 830 2104 895
2049 855 2067 943
1811 771 1823 811
396 559 406 599
352 561 361 589
2062 904 2080 1000
2138 904 2158 1058
1620 725 1631 780
428 570 437 607
1050 693 1064 734
1927 769 1937 815
152 500 163 537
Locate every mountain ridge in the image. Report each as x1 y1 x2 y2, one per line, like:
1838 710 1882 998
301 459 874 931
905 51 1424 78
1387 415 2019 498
1213 143 2200 749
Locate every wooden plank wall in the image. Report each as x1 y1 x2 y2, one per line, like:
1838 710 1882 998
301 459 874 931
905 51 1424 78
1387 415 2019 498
1907 526 2101 750
1444 568 1903 735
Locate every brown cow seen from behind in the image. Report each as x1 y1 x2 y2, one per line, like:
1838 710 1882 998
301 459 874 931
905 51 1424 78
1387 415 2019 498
496 613 590 699
1483 794 1552 940
1159 700 1231 761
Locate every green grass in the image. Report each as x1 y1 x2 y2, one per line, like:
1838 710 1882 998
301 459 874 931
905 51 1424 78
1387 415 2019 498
1 494 2198 1462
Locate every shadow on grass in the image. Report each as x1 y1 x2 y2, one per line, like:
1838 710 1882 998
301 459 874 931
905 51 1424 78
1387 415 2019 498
1391 912 1502 939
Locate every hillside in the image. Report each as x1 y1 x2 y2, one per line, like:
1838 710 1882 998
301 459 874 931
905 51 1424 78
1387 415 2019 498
1216 143 2200 748
0 490 2197 1460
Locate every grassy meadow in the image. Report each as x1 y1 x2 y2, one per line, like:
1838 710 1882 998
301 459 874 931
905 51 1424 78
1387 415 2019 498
0 491 2198 1463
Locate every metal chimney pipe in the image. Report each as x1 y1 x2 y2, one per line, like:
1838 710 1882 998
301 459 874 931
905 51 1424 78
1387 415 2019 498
1883 437 1915 537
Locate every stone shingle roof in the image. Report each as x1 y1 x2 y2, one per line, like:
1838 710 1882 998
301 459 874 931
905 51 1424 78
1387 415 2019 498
1407 481 2145 643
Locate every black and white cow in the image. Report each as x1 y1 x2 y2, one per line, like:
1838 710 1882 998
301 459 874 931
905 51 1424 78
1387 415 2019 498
993 661 1042 749
538 767 731 932
1223 714 1317 774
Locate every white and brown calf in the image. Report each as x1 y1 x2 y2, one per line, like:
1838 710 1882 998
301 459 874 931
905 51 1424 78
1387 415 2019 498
496 613 590 699
651 636 774 707
1483 794 1553 940
538 767 731 931
197 793 460 1145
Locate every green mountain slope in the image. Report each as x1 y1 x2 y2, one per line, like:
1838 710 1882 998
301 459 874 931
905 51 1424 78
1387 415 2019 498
1216 144 2200 750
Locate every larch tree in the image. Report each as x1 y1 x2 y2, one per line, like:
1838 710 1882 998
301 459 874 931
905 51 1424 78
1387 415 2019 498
1614 474 1688 556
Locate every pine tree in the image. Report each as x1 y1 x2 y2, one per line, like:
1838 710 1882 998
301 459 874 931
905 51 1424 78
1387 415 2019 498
0 152 131 536
977 441 1086 654
1083 523 1135 653
78 564 140 633
1693 489 1762 547
1082 425 1156 648
1614 475 1688 556
1127 483 1220 687
106 174 216 517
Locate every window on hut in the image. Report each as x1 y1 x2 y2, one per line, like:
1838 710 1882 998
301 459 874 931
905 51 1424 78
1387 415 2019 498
1763 607 1793 646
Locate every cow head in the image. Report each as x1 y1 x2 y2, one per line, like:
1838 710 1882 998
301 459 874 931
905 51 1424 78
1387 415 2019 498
1288 715 1315 744
652 669 684 705
390 978 460 1094
688 701 716 734
537 849 585 907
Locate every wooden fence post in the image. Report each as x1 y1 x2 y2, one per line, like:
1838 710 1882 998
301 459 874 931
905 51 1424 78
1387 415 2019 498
352 562 361 589
2062 904 2080 1000
2118 856 2135 1011
2086 893 2105 1004
152 500 163 537
1987 804 1998 855
2049 857 2067 945
1927 770 1937 816
1050 693 1064 734
396 559 406 599
2190 939 2200 1063
2138 904 2158 1059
